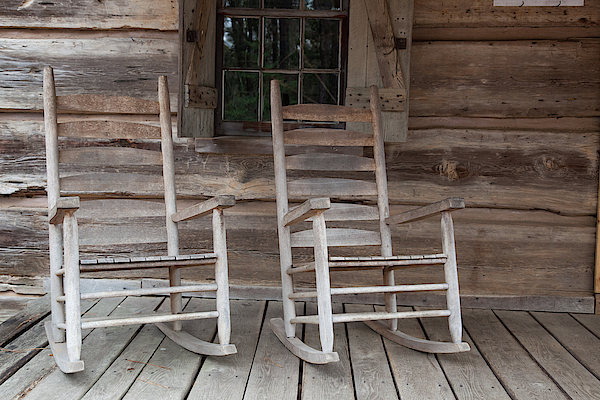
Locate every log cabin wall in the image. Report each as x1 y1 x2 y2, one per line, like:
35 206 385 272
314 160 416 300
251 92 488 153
0 0 598 312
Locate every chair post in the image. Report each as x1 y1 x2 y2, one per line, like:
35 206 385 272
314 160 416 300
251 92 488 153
43 66 66 343
271 80 297 338
371 85 398 331
213 208 231 345
63 211 82 362
441 211 462 343
159 75 183 331
313 213 334 353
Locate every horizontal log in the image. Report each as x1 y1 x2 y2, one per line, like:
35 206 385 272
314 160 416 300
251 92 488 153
286 153 376 172
0 1 178 30
290 228 382 247
60 147 163 166
282 104 373 122
58 121 162 139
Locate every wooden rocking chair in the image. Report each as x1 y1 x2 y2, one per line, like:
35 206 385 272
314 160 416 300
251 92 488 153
269 80 470 364
43 66 237 373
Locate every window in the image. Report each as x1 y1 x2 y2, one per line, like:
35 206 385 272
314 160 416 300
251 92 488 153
216 0 349 135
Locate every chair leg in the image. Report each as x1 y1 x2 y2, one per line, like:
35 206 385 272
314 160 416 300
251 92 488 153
383 267 398 331
441 211 462 343
48 224 65 343
169 267 183 331
278 226 298 339
313 214 334 353
213 208 231 346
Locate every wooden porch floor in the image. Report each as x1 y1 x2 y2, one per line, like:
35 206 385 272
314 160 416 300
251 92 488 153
1 296 599 400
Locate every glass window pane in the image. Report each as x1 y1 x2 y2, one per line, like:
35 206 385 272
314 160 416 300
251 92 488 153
224 0 259 7
263 73 299 121
264 0 300 9
264 18 300 70
223 17 260 69
304 0 341 10
302 73 338 105
304 19 339 69
223 71 259 121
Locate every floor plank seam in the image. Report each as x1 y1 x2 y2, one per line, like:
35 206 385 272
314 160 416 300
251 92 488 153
570 313 600 341
342 303 359 400
531 312 600 382
416 309 460 400
492 310 574 400
461 317 516 400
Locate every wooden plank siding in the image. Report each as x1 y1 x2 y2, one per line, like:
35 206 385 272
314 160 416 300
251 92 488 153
0 0 598 311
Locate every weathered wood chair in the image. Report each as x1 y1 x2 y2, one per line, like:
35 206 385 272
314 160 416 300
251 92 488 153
43 66 237 373
269 80 470 363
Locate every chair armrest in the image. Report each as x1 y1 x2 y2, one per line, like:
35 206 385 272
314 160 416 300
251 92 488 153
172 195 236 223
386 198 465 225
283 197 330 227
49 197 80 225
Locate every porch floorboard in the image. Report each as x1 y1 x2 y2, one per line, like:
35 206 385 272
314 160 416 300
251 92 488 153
1 296 599 400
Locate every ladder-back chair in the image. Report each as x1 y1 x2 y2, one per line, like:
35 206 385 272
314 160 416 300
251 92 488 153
43 66 237 373
269 80 470 363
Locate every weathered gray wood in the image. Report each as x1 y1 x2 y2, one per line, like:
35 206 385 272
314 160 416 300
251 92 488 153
282 105 373 122
462 309 568 400
16 296 161 400
57 121 162 139
0 295 50 347
79 224 167 246
283 198 330 227
172 195 236 223
346 87 406 111
284 129 374 146
495 310 600 400
301 302 354 400
60 173 164 197
374 306 455 400
319 203 379 221
286 153 376 172
288 178 378 198
418 310 512 400
0 1 178 30
243 302 301 400
187 300 266 400
120 298 219 400
345 304 399 399
293 309 451 325
0 297 123 400
386 198 465 225
48 196 79 225
532 312 600 379
59 147 163 166
571 313 600 337
290 228 381 248
269 318 340 364
57 94 159 114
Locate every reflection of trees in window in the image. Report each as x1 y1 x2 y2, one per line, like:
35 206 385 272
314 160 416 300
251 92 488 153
219 1 346 127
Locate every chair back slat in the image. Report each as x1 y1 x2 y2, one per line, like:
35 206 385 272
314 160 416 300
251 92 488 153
287 178 377 198
291 228 381 248
282 104 372 122
57 121 162 139
286 154 375 172
57 94 159 114
59 147 163 166
284 129 374 146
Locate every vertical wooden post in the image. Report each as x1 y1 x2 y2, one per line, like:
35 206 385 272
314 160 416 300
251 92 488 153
441 211 462 343
271 80 297 338
159 75 183 330
595 168 600 313
313 213 334 353
213 208 231 345
63 211 82 362
43 66 66 343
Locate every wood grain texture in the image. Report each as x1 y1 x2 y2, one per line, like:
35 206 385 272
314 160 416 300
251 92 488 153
495 310 600 400
0 0 178 30
344 304 399 399
59 147 163 166
374 305 455 399
0 297 124 400
462 309 568 400
58 121 161 139
418 310 512 400
187 300 266 400
301 302 354 400
242 302 301 400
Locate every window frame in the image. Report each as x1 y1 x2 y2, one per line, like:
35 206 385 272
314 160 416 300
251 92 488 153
215 1 350 136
